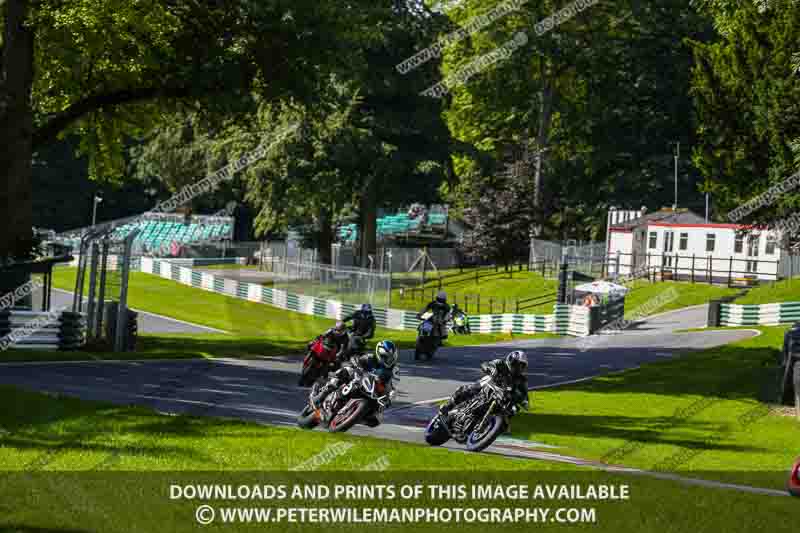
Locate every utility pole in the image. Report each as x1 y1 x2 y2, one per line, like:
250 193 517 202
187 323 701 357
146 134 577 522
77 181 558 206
673 142 680 210
604 207 616 278
92 195 103 227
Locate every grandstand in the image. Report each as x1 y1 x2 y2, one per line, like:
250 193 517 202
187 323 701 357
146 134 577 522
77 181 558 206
56 212 234 256
338 204 451 244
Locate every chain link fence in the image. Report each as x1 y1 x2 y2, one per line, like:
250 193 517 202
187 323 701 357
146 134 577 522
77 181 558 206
264 260 391 308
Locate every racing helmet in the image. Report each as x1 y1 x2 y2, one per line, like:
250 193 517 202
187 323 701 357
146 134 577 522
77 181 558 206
375 340 398 368
333 321 347 334
436 291 447 303
361 303 373 314
505 350 528 375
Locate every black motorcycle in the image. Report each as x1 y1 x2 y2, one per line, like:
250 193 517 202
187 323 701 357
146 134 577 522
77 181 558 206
424 376 526 452
414 311 446 361
297 366 396 433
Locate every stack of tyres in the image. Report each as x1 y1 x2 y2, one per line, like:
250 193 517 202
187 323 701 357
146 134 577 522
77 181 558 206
58 311 86 351
104 303 138 352
0 310 10 339
126 310 138 351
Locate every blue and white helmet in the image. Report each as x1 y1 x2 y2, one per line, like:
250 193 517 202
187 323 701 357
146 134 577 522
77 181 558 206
375 340 398 368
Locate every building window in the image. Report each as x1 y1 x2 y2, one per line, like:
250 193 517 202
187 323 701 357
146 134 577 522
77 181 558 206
663 231 674 253
705 233 716 252
648 232 657 249
747 234 760 257
679 233 688 251
766 234 777 255
734 234 744 253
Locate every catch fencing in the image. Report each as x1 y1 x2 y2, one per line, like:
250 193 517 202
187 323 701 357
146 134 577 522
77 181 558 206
263 260 391 309
394 261 558 314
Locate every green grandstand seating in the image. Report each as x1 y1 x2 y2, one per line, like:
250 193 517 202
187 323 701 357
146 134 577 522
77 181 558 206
90 218 233 254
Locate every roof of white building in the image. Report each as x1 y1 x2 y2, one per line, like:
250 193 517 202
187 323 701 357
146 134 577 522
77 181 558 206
611 208 707 230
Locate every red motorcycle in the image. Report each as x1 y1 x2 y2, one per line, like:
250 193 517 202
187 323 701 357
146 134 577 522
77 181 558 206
788 456 800 497
298 336 340 386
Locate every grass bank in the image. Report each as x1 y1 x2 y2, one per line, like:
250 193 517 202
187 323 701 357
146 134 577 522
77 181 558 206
512 326 797 489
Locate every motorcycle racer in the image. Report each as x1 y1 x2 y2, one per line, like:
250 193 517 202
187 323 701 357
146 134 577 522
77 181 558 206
311 340 399 419
438 350 529 421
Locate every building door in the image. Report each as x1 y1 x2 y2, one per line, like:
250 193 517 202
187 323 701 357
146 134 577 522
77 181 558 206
662 231 674 268
746 234 760 274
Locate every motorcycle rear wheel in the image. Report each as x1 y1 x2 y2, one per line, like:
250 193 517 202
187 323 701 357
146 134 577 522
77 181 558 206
329 399 369 433
465 415 505 452
416 337 435 361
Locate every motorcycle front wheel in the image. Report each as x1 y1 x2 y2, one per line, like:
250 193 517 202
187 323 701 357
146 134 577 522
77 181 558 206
424 416 450 446
297 405 320 429
465 415 505 452
298 355 320 387
329 399 369 433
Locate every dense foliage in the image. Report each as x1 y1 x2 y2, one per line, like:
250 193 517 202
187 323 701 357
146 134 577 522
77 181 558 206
6 0 800 266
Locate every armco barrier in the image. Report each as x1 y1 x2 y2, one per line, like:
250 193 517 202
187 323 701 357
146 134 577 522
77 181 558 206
133 258 593 337
719 302 800 327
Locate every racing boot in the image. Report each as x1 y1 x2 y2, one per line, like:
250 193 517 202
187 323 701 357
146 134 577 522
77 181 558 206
437 398 457 425
310 381 337 410
320 391 340 425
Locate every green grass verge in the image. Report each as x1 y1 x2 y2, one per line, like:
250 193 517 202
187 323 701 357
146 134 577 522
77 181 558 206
622 280 740 318
391 269 558 315
0 384 571 472
734 277 800 304
4 268 548 363
0 385 797 532
512 326 798 489
394 273 740 318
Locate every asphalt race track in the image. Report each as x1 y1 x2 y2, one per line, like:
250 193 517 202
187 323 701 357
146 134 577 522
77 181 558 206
0 304 756 441
3 301 783 494
6 302 781 494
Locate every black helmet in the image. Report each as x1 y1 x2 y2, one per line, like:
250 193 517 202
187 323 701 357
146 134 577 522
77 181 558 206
505 350 528 375
436 291 447 303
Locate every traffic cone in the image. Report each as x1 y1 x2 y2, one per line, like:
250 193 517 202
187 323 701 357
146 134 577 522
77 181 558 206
788 457 800 497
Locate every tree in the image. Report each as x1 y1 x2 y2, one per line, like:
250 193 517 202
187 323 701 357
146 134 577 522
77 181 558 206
688 0 800 229
0 0 384 266
440 0 714 241
461 163 535 266
218 2 454 267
